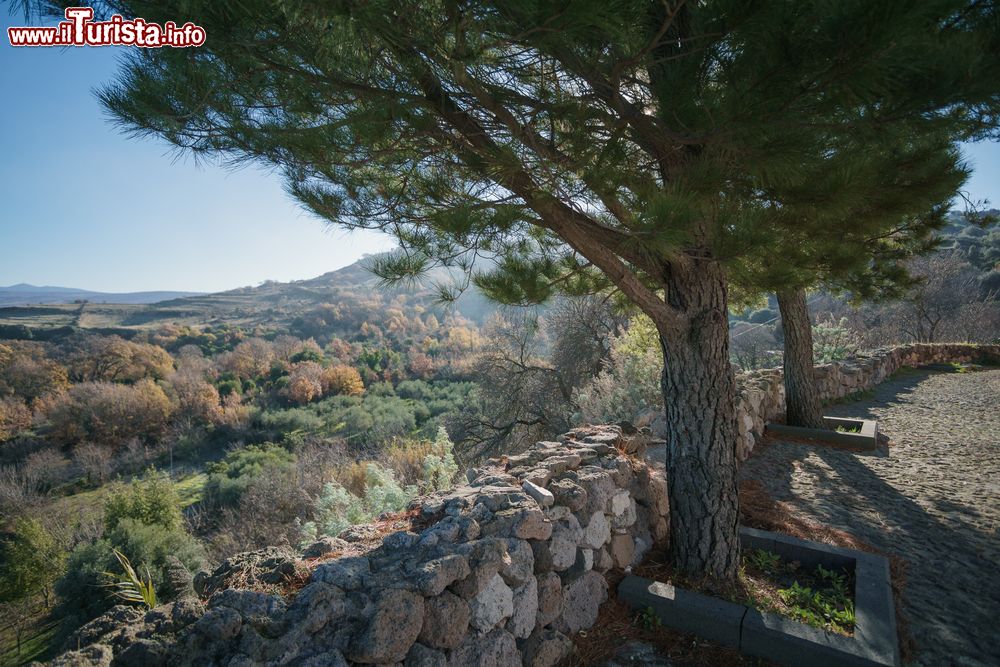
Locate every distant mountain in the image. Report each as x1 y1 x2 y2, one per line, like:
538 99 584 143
0 254 500 336
0 284 204 307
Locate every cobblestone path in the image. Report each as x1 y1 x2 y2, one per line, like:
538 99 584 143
740 367 1000 666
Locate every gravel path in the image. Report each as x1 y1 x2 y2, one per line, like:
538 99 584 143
740 367 1000 666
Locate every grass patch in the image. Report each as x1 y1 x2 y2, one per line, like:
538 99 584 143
741 549 856 635
173 472 207 508
0 607 65 666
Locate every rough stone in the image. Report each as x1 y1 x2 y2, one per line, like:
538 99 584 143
209 588 286 620
522 480 555 508
448 628 520 667
285 581 348 634
579 510 611 549
451 539 511 599
610 533 635 569
302 536 351 558
575 468 616 515
50 644 114 667
469 573 515 631
569 547 594 575
347 589 424 664
406 642 448 667
548 479 587 512
500 538 535 587
191 606 242 641
506 576 539 639
554 571 608 635
420 591 471 650
193 546 298 598
535 572 563 628
312 556 371 591
529 539 553 576
549 514 583 571
413 553 471 596
593 546 614 573
520 628 574 667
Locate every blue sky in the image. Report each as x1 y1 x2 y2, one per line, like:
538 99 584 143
1 10 998 294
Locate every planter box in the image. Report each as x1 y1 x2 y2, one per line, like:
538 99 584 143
765 417 878 450
618 527 899 667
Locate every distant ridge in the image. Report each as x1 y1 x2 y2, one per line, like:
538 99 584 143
0 284 204 307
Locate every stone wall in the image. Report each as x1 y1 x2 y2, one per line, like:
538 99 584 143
734 343 1000 460
52 425 667 667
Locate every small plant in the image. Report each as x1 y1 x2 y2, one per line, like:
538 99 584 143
834 425 861 434
746 548 780 573
635 605 661 631
778 576 855 634
104 549 157 609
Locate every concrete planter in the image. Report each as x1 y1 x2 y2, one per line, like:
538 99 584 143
619 527 899 667
765 417 879 451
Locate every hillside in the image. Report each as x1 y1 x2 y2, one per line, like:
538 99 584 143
0 256 496 339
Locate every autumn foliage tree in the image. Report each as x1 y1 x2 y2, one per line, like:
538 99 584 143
320 364 366 397
47 379 173 447
77 0 1000 578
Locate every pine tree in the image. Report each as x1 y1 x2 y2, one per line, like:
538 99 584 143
731 132 970 428
32 0 1000 579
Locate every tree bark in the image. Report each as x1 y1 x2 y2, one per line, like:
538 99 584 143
657 260 740 581
777 288 826 429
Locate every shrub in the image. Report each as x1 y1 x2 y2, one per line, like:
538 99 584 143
422 426 458 491
304 463 415 540
73 442 114 485
169 373 223 425
320 364 365 397
56 519 203 622
47 379 173 446
812 317 860 363
0 397 33 442
0 517 65 607
205 443 296 506
574 314 663 425
104 470 183 533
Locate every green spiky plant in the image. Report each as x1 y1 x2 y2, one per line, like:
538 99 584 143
104 549 157 610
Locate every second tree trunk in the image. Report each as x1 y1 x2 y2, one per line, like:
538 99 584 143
777 288 825 429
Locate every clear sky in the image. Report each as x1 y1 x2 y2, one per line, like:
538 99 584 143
1 9 998 294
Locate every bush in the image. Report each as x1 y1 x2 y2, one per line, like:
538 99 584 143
304 463 415 541
56 518 203 621
205 443 296 506
812 317 860 363
47 379 173 446
574 314 663 425
104 470 183 532
422 426 458 491
320 364 365 397
0 517 65 607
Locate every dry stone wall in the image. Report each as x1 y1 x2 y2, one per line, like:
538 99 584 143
734 343 1000 460
51 425 668 667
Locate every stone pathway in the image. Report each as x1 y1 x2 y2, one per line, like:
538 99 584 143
740 367 1000 666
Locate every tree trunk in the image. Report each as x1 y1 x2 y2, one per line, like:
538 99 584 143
657 260 740 581
777 288 825 429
